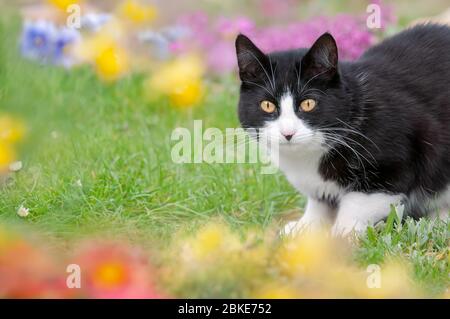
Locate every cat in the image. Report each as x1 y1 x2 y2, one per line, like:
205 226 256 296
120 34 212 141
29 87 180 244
235 24 450 236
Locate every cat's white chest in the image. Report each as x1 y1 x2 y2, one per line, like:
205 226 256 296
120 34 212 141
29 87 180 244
276 148 344 201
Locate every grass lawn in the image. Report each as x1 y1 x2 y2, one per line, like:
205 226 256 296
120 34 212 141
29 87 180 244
0 16 448 296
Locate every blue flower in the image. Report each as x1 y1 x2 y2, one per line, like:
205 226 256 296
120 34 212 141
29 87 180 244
21 20 80 67
81 13 112 32
21 20 57 63
53 27 80 67
138 26 189 59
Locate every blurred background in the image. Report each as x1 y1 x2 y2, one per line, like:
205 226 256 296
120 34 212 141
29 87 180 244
0 0 448 299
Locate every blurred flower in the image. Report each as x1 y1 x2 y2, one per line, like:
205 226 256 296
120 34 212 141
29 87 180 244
81 13 113 32
9 161 23 172
48 0 82 11
178 222 242 265
0 115 25 172
176 10 385 74
163 222 271 298
0 115 26 144
53 27 81 67
147 55 204 107
357 260 418 298
0 141 15 172
94 44 129 81
17 206 30 218
260 0 294 18
74 23 129 81
139 26 189 59
252 283 300 299
0 226 67 298
215 16 255 39
73 242 163 298
21 21 80 67
138 30 170 59
118 0 158 25
277 230 342 276
21 20 56 63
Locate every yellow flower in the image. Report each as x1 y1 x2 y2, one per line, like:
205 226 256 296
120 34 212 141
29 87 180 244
169 79 203 107
48 0 81 10
0 115 26 144
188 223 229 260
277 230 337 276
72 20 129 82
95 45 129 82
118 0 157 25
147 55 204 107
358 260 417 298
253 284 300 299
74 30 129 82
0 141 15 172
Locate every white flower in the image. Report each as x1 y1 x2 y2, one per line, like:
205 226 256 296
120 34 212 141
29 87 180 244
17 205 30 217
9 161 23 172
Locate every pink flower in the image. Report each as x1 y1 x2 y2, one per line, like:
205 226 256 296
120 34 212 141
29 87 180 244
73 242 164 299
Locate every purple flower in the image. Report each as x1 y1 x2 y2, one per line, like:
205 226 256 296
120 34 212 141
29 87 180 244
170 2 396 74
53 27 81 67
21 21 80 67
21 20 57 63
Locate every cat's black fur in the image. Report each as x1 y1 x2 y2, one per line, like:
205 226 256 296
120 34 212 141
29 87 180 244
236 24 450 217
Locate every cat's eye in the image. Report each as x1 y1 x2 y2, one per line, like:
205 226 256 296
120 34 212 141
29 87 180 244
260 100 276 113
300 99 316 112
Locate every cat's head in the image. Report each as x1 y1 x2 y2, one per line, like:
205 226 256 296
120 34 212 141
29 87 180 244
235 33 353 152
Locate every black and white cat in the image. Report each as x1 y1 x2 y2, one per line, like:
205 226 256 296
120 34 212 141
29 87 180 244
235 24 450 235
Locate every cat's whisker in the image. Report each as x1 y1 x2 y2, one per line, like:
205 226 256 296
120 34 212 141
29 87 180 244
240 50 275 91
241 81 275 99
268 55 277 92
317 129 378 166
320 133 370 179
299 68 330 95
334 118 381 151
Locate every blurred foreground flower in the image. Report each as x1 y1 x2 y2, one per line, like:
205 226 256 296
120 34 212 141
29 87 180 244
146 55 204 107
0 226 67 298
163 221 273 298
73 242 163 298
118 0 157 25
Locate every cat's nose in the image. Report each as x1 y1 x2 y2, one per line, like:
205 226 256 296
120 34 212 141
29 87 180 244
283 134 294 141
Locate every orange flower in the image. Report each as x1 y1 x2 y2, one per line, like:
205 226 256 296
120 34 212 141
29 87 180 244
73 242 164 298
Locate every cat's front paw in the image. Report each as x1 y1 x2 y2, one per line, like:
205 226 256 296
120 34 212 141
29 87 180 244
282 216 327 236
331 219 368 237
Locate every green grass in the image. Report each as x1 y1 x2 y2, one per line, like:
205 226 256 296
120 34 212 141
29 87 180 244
0 15 448 296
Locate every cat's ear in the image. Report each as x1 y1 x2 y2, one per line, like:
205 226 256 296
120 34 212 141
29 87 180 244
301 33 339 82
235 34 270 82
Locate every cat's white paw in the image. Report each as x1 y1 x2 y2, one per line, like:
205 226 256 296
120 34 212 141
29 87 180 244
331 218 368 237
282 216 327 236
